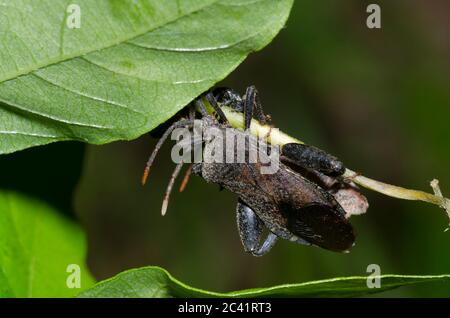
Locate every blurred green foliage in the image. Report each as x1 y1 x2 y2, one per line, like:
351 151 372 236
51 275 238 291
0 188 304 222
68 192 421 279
74 0 450 296
0 190 94 297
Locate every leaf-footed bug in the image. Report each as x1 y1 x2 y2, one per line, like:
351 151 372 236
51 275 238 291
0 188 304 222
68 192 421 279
212 86 368 217
142 86 366 256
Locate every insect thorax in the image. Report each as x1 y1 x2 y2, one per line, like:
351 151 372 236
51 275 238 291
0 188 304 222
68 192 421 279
197 119 280 184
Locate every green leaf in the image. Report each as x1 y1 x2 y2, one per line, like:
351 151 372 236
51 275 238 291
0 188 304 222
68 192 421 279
78 266 450 298
0 0 293 154
0 190 94 297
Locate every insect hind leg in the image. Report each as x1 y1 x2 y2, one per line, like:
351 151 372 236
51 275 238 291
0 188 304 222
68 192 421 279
236 200 278 257
243 85 271 130
281 143 346 177
204 92 229 123
251 233 278 257
213 86 271 130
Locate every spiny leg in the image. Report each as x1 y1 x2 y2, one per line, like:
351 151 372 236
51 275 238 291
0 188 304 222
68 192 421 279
161 162 184 216
244 86 254 130
236 200 279 256
188 103 196 121
243 85 270 130
237 200 263 252
142 119 194 185
253 233 278 257
281 143 346 177
212 86 270 129
195 93 229 124
195 99 209 118
205 92 229 123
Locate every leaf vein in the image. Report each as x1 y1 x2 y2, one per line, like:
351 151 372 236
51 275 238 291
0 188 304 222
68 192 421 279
0 96 114 130
31 72 145 117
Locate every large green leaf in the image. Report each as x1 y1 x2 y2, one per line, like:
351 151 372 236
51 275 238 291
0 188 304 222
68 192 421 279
0 191 94 297
78 266 450 298
0 0 293 154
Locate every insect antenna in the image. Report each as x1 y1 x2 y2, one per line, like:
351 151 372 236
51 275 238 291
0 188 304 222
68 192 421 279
179 164 193 192
176 105 197 193
162 162 184 216
142 119 194 185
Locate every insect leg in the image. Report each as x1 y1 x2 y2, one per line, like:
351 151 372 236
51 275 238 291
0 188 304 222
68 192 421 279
188 103 196 121
195 99 209 118
205 92 229 123
236 200 278 256
252 233 278 257
243 85 270 129
237 200 264 252
243 86 255 130
212 86 270 128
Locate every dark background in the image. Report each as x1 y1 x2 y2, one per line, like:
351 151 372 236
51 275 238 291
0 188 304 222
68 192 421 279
71 0 450 296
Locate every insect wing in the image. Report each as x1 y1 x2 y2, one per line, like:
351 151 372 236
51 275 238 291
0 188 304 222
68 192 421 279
285 203 355 252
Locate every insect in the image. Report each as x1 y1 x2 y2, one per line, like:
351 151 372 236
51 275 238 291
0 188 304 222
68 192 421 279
142 86 365 256
212 86 368 218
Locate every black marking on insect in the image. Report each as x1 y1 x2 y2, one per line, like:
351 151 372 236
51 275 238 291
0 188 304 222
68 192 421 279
142 86 357 256
213 86 367 217
281 143 346 177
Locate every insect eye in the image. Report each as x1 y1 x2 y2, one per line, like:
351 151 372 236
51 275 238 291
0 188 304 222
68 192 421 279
329 160 345 177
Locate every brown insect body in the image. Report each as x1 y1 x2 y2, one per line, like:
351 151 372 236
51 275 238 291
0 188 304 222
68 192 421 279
193 119 355 252
144 86 360 256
